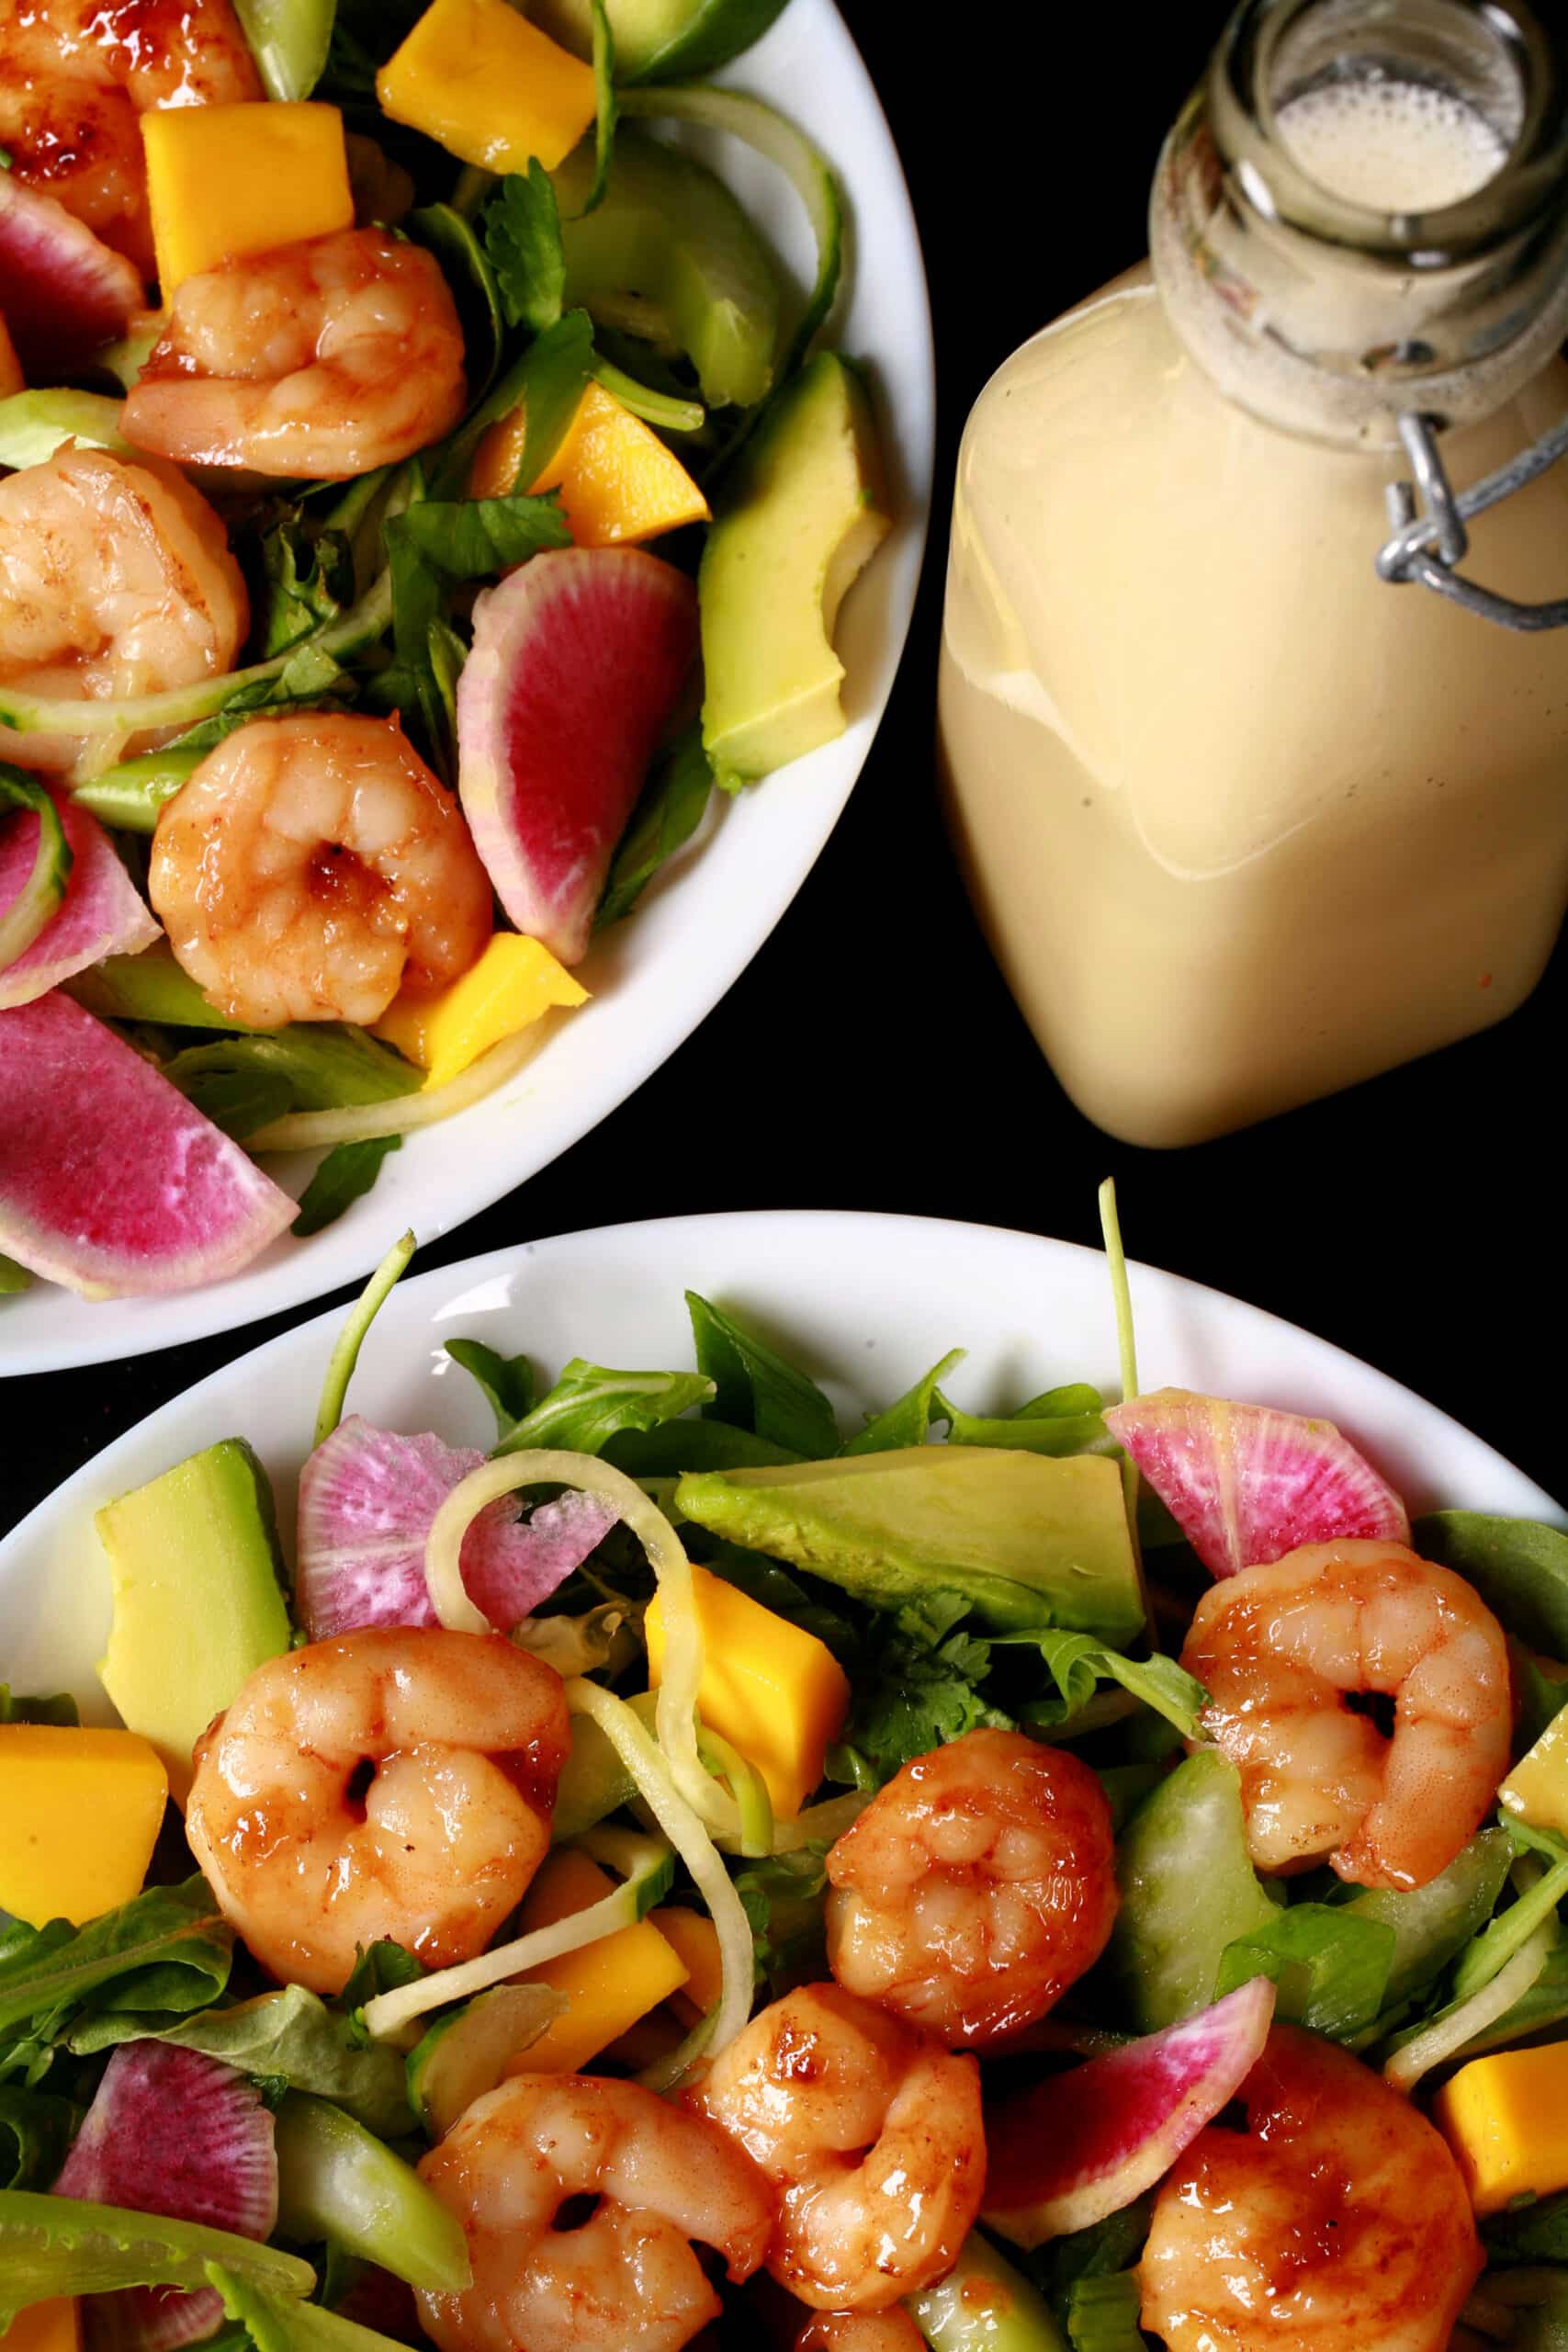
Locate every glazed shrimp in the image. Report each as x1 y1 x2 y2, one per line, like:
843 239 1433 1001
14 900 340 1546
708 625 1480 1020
1140 2025 1482 2352
121 229 467 479
691 1984 985 2312
185 1629 569 1996
1180 1538 1510 1891
416 2072 774 2352
0 446 246 771
825 1727 1119 2048
0 0 260 280
148 711 494 1028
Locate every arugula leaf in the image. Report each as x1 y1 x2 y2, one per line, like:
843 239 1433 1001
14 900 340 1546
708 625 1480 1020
1005 1631 1208 1743
70 1986 412 2139
1216 1902 1395 2040
1414 1512 1568 1660
445 1340 536 1437
256 519 355 658
0 2086 79 2190
0 1879 232 2086
290 1136 401 1238
596 723 715 930
0 1688 77 1726
841 1351 964 1455
333 1941 423 2040
0 1254 30 1294
495 1362 715 1457
482 162 566 335
604 1419 801 1475
406 204 502 401
162 1029 419 1143
685 1292 840 1457
941 1384 1115 1459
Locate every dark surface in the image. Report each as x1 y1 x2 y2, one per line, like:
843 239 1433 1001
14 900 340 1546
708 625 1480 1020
5 4 1562 1528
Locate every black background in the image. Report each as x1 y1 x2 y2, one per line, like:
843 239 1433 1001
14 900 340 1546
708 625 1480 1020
4 2 1561 1532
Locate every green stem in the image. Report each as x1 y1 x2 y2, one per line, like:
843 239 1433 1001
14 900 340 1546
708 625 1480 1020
313 1231 416 1451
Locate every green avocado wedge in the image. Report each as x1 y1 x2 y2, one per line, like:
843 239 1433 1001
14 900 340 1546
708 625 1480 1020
525 0 789 84
673 1449 1145 1643
699 351 890 786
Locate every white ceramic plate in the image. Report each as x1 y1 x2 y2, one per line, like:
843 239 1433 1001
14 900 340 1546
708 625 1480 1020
2 1209 1561 1710
1 4 935 1375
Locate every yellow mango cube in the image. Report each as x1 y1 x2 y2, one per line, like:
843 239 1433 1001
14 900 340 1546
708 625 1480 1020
141 103 354 296
1436 2041 1568 2214
0 313 23 398
1 2301 81 2352
378 0 596 175
650 1905 723 2025
470 382 711 547
645 1563 851 1819
0 1725 167 1928
371 933 588 1091
1501 1706 1568 1840
502 1849 689 2075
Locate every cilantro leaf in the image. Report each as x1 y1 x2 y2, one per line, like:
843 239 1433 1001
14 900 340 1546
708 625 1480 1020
483 162 566 334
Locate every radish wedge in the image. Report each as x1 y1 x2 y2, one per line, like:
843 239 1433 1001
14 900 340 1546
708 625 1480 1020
296 1416 616 1638
0 178 143 379
983 1978 1277 2247
457 548 698 967
0 992 295 1298
0 783 159 1010
1103 1386 1410 1579
53 2042 277 2352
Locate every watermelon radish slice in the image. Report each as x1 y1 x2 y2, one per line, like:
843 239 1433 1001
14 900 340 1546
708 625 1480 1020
296 1415 617 1638
0 785 159 1009
53 2041 277 2352
457 548 699 966
981 1977 1276 2249
0 991 295 1297
0 177 144 379
1103 1387 1410 1580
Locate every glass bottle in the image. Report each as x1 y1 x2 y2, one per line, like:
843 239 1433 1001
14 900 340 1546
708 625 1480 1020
937 0 1568 1148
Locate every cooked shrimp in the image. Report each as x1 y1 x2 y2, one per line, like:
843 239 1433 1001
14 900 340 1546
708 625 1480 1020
416 2072 774 2352
1180 1538 1510 1892
0 445 246 772
824 1726 1119 2049
148 710 494 1027
0 0 261 280
691 1984 984 2312
121 229 468 479
795 2314 925 2352
185 1629 569 1996
1139 2025 1482 2352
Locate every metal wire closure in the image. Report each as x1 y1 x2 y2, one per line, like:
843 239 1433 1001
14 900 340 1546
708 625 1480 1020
1378 409 1568 630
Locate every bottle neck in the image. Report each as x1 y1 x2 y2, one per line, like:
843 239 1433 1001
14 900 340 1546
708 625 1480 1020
1151 0 1568 448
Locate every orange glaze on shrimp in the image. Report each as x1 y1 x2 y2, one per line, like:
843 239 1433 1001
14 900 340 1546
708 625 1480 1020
0 0 262 281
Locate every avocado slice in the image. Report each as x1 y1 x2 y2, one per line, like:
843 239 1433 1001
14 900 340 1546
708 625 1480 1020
525 0 788 84
96 1438 291 1803
699 350 890 785
672 1450 1144 1643
553 128 782 410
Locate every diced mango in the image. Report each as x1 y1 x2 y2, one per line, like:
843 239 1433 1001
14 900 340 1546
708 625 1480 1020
0 313 23 398
378 0 596 175
141 103 354 296
0 1726 167 1928
371 933 588 1091
1436 2041 1568 2214
1500 1707 1568 1840
470 382 711 548
1 2301 81 2352
502 1849 689 2075
650 1905 724 2025
644 1563 851 1819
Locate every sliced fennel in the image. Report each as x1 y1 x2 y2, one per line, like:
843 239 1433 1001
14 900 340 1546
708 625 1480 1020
246 1023 544 1151
617 84 841 378
697 1722 773 1857
360 1828 674 2042
422 1447 739 1838
0 773 73 972
70 749 203 835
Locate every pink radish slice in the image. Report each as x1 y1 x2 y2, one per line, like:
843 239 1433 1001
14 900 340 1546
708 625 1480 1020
0 991 295 1298
0 786 160 1010
1104 1387 1410 1580
53 2041 276 2352
457 548 699 967
0 178 143 379
982 1977 1277 2247
296 1415 617 1638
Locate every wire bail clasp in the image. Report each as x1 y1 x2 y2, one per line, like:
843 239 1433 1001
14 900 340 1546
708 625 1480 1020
1378 409 1568 631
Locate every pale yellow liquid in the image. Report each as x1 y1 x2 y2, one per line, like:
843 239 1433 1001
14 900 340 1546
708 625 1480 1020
939 186 1568 1145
